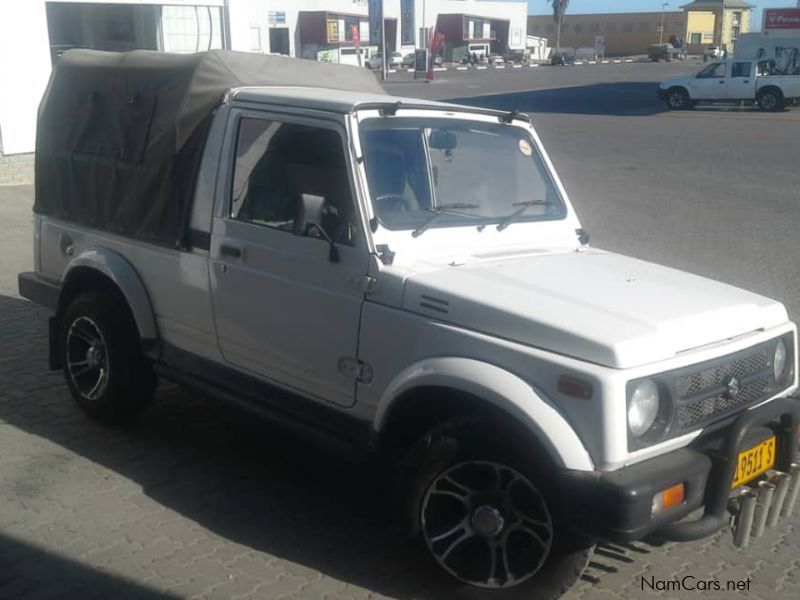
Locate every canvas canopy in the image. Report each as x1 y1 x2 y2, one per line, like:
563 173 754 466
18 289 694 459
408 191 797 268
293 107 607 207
35 49 385 247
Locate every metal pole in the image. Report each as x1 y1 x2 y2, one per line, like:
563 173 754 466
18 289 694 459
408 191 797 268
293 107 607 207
733 488 758 548
660 3 668 45
753 480 775 538
767 472 791 527
221 0 232 50
784 463 800 517
381 0 388 81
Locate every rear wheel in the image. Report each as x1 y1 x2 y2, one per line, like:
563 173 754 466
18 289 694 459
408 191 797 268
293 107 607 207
60 291 156 425
666 87 690 110
402 420 594 599
757 89 784 112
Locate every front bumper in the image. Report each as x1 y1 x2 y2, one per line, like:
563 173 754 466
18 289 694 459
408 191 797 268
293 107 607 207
560 396 799 543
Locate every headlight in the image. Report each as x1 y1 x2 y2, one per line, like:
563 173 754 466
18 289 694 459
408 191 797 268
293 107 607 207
628 380 660 438
773 338 788 381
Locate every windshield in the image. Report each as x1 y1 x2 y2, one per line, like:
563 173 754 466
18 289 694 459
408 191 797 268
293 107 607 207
360 118 567 232
697 63 725 78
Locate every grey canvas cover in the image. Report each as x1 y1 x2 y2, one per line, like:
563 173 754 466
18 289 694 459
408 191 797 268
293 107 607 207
35 49 384 247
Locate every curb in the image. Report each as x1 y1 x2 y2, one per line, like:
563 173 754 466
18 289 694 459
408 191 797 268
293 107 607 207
384 58 640 74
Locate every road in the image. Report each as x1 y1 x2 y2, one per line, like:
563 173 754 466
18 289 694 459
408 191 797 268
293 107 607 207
1 62 799 599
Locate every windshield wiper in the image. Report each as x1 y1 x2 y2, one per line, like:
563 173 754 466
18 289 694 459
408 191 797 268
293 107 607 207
495 200 550 232
412 203 481 238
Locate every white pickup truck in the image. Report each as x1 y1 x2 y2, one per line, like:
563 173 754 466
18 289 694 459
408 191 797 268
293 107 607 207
19 50 800 598
659 59 800 110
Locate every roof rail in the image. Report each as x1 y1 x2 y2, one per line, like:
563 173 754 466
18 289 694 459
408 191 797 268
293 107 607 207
354 101 531 124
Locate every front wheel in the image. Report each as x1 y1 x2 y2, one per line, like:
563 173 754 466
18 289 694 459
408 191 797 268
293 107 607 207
666 87 690 110
402 420 594 599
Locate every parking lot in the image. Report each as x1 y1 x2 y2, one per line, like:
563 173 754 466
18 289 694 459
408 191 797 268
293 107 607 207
1 61 799 599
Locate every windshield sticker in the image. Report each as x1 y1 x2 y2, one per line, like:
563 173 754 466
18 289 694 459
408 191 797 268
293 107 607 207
518 139 532 157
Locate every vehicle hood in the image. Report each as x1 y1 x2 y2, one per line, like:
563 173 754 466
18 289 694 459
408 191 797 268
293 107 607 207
660 75 692 88
401 249 788 368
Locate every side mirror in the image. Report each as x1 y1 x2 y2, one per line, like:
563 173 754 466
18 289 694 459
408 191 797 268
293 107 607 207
295 193 325 235
296 193 339 263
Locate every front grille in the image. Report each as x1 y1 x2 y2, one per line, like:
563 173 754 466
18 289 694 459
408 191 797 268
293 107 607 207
674 348 769 398
672 344 775 431
627 335 793 452
677 377 769 427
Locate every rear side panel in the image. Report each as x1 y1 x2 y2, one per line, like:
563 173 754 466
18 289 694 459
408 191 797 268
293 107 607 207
39 218 219 362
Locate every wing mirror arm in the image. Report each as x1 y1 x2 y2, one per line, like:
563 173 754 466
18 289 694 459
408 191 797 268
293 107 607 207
307 223 340 263
296 194 340 263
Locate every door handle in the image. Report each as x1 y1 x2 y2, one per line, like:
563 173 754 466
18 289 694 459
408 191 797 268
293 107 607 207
220 244 243 259
719 80 726 84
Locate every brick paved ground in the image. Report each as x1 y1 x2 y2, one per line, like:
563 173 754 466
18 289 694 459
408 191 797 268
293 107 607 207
2 64 800 599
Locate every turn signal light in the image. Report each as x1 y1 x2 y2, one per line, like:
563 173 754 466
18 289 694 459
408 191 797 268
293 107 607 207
652 483 685 514
557 375 593 400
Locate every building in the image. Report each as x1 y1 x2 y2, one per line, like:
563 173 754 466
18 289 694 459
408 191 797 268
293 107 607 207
247 1 527 64
0 0 527 183
528 11 687 57
681 1 753 53
528 0 753 58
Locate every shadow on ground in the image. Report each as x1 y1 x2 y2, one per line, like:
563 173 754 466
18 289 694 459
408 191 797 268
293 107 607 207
0 293 664 598
0 294 450 598
449 82 667 117
449 81 799 118
0 532 177 600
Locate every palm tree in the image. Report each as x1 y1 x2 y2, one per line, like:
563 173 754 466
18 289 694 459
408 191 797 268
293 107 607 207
551 1 570 52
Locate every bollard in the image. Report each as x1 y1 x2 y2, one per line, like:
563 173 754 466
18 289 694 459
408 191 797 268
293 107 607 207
733 488 758 548
767 472 790 527
753 480 775 538
784 463 800 517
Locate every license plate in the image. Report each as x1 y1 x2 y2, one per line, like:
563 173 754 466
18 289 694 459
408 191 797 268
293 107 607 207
732 436 776 489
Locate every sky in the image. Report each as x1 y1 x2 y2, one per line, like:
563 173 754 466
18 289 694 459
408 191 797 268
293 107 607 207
521 0 799 28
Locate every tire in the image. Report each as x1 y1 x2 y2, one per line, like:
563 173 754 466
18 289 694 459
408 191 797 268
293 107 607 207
401 419 594 600
60 291 156 425
666 87 690 110
757 88 784 112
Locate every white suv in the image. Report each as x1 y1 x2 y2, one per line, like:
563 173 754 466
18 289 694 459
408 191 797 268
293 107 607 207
19 49 800 598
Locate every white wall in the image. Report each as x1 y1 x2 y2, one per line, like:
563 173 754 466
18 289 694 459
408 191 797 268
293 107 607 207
0 0 52 155
227 0 256 51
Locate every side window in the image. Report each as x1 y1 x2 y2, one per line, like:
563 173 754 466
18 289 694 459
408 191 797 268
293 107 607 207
230 117 358 246
732 62 751 78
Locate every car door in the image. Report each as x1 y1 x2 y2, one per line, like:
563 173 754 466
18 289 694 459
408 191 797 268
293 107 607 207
689 62 728 100
727 61 755 99
209 110 370 408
